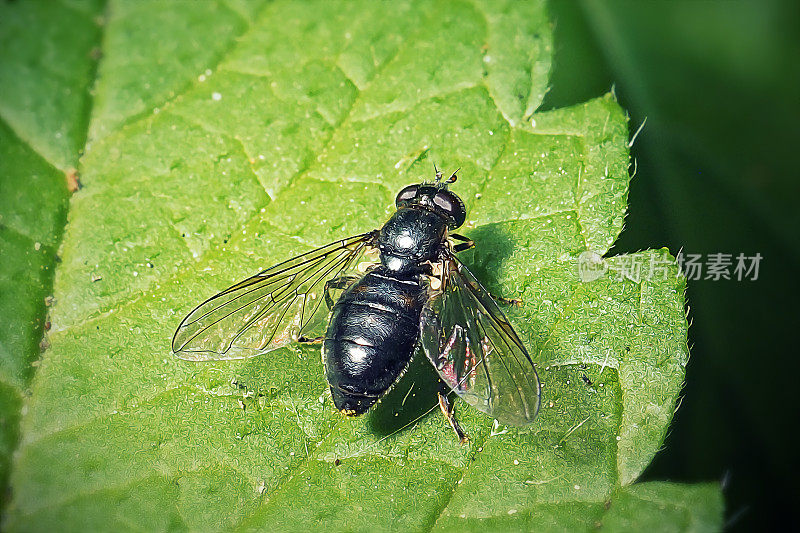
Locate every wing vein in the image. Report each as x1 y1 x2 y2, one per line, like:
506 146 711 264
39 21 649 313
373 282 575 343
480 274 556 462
172 233 375 359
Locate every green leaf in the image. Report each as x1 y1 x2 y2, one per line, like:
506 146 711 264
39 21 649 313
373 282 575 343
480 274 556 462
0 0 98 512
0 123 66 502
0 0 103 171
1 0 723 531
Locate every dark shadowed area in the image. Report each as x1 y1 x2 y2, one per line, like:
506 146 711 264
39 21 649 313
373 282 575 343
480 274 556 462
543 1 800 530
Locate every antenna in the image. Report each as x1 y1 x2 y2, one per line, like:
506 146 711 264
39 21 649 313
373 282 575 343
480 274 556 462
433 163 443 183
446 167 460 184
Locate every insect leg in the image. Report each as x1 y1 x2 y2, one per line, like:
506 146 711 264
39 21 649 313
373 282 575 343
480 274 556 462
297 274 363 344
454 260 522 306
424 260 445 291
438 392 469 444
492 294 523 307
324 275 361 309
450 233 474 253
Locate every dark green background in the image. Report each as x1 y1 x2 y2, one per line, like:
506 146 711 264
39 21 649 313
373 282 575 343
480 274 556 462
541 1 799 530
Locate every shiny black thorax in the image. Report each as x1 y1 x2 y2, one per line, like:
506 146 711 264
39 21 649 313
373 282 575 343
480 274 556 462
323 207 449 415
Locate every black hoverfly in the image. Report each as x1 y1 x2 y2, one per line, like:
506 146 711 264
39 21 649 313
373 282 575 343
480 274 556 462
172 169 541 438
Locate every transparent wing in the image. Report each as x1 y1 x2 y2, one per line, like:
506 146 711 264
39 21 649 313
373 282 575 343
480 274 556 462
419 256 541 426
172 232 376 361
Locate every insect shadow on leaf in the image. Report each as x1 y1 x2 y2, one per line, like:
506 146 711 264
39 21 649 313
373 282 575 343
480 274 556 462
367 350 448 436
458 223 517 295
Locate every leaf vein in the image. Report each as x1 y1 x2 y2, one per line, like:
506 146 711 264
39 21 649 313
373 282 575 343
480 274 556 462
88 0 270 146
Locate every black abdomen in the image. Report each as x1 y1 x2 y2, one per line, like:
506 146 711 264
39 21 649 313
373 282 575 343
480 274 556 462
324 268 426 415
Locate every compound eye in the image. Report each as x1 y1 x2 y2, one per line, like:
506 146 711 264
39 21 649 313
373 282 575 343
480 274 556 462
433 190 466 228
433 191 456 213
395 184 418 207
